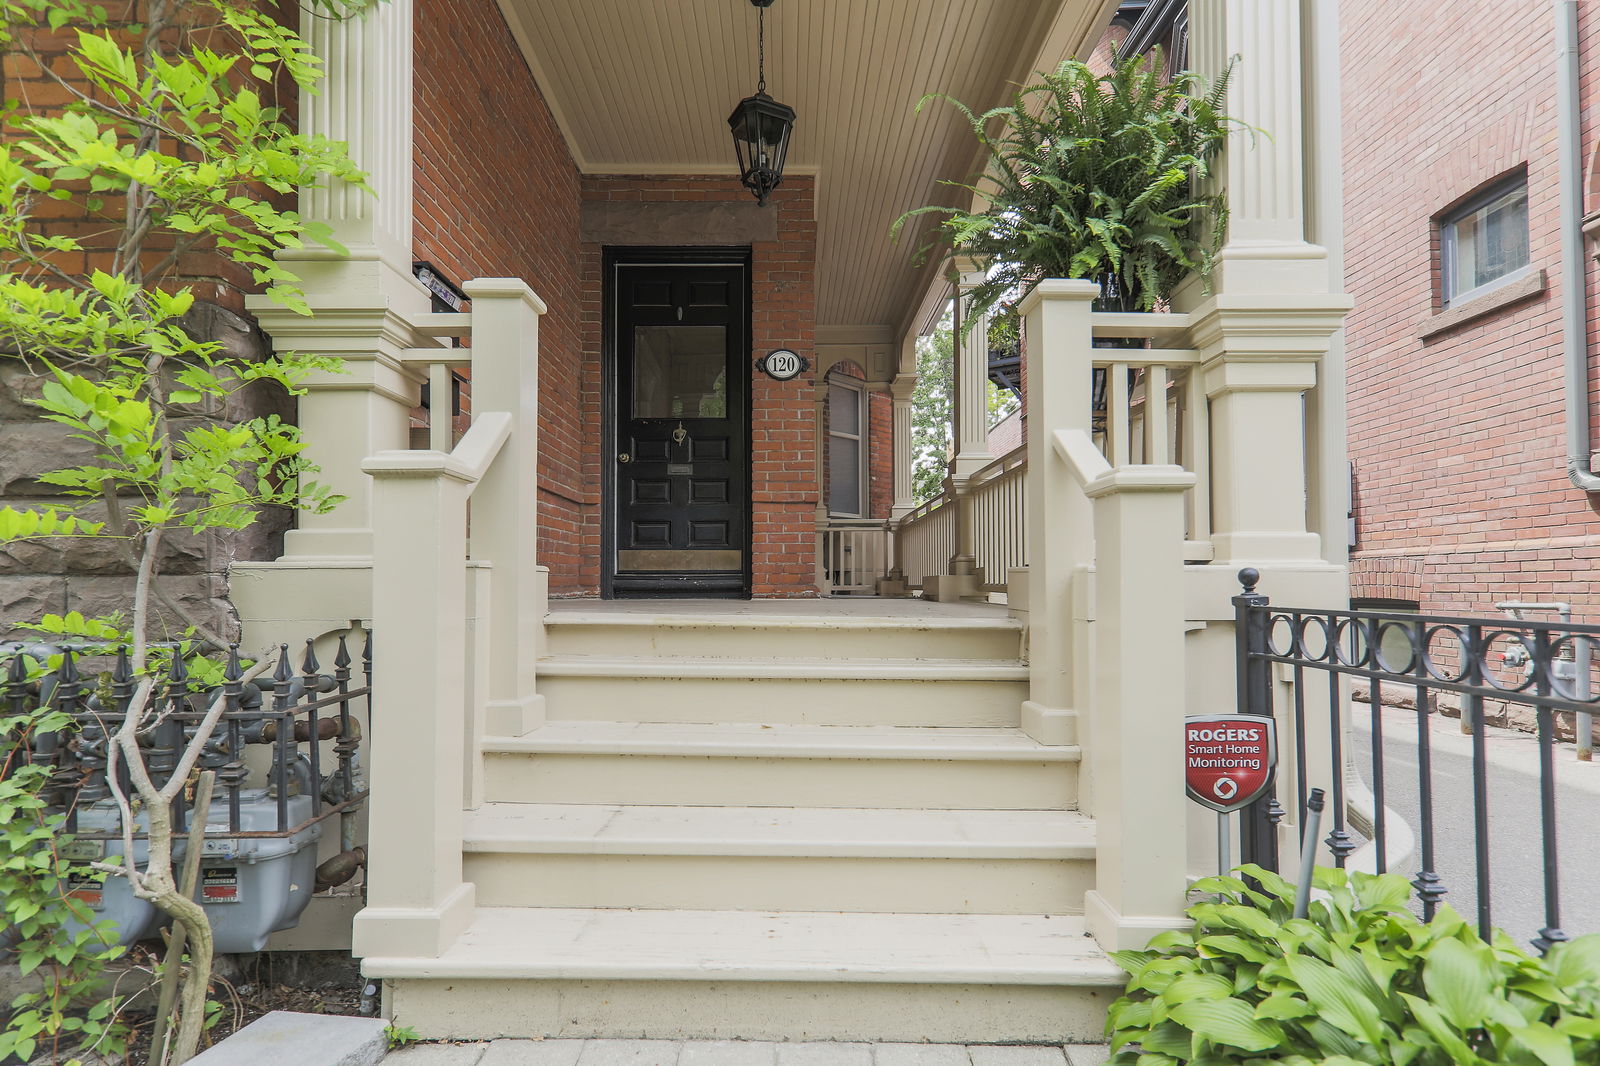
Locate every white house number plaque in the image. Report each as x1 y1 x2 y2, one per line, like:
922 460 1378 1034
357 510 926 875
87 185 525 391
759 349 805 382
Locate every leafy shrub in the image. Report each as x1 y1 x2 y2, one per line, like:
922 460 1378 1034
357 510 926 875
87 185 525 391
1 698 129 1066
1108 864 1600 1066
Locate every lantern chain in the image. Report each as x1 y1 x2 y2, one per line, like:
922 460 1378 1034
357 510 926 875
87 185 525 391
757 3 766 94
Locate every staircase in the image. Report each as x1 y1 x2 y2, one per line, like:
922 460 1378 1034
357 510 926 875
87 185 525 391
364 602 1122 1043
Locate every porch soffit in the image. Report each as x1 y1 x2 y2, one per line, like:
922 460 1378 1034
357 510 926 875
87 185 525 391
494 0 1116 334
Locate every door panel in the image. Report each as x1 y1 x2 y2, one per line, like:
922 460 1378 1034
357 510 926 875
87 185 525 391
608 260 749 596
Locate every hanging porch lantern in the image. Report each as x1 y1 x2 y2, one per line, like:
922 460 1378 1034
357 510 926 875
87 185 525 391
728 0 795 206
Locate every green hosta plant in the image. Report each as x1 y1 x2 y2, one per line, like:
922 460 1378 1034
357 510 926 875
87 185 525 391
894 49 1240 320
1108 864 1600 1066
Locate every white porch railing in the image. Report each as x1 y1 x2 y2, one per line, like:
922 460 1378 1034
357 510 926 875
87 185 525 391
894 494 956 591
892 311 1214 599
816 518 892 594
967 445 1028 593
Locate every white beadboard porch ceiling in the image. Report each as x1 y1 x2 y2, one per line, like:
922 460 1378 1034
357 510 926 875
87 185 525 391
495 0 1116 332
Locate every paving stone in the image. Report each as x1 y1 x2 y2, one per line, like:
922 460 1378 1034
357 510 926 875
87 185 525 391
1062 1048 1109 1066
481 1041 589 1066
189 1010 389 1066
387 1044 489 1066
575 1040 683 1066
775 1044 873 1066
872 1044 972 1066
679 1042 778 1066
965 1048 1067 1066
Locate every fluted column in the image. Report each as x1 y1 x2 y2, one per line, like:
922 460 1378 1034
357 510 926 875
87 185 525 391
1187 0 1326 296
890 374 916 520
950 258 995 485
289 0 424 302
1181 0 1351 566
245 0 430 562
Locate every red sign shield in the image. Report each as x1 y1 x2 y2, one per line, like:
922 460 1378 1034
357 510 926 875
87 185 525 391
1185 714 1277 814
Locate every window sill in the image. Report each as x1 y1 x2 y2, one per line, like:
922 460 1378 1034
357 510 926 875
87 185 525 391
1415 267 1546 341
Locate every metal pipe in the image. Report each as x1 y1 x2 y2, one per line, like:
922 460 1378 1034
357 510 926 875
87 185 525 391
1497 601 1590 758
1294 788 1326 920
1556 0 1600 493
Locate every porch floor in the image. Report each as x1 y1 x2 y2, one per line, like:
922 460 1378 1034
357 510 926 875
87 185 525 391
546 598 1011 620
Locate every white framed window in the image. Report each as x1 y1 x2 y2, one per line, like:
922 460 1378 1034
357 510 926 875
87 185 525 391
827 374 867 518
1439 176 1530 307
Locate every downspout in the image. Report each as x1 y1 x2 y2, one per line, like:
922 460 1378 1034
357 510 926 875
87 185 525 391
1556 0 1600 492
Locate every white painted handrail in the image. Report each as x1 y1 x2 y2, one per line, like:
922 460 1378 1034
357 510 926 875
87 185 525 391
361 411 512 487
1053 427 1111 488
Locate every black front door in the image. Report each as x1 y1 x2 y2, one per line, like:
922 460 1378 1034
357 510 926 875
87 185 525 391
605 255 750 596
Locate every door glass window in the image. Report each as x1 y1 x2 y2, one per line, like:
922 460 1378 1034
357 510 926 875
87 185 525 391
633 325 727 418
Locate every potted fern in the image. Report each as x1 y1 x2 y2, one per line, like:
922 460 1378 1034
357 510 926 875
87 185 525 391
895 49 1240 320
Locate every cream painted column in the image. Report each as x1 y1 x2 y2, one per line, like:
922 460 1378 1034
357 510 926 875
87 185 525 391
1017 280 1099 745
950 259 995 485
1179 0 1352 567
244 0 431 563
890 374 917 520
1081 464 1196 951
462 280 548 737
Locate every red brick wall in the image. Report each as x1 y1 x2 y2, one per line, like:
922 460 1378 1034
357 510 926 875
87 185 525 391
412 0 588 594
580 175 819 597
869 389 893 520
1343 0 1600 620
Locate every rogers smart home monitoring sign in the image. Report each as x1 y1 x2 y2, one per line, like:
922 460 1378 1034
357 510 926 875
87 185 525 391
1184 714 1277 814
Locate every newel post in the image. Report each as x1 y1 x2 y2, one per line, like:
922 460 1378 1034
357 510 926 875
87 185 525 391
1232 568 1281 871
1017 279 1099 744
461 280 548 737
1082 464 1197 952
353 454 476 960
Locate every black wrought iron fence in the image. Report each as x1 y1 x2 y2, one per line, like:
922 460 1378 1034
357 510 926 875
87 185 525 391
1234 569 1600 954
1 633 371 841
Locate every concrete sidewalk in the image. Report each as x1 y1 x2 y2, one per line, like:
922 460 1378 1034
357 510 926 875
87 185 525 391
385 1041 1111 1066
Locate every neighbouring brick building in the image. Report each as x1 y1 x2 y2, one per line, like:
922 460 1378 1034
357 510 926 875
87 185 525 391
1342 0 1600 620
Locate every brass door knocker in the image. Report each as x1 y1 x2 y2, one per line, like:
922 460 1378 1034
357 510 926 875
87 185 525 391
672 421 689 446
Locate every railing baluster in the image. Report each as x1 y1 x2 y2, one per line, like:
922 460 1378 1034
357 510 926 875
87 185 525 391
1463 623 1493 940
1532 626 1567 953
222 645 245 833
1367 624 1386 873
1292 658 1307 832
302 639 323 816
1325 646 1357 866
1411 619 1446 920
1108 361 1130 467
271 644 293 832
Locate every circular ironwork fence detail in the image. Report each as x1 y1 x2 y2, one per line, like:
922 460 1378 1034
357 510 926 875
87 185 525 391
1480 629 1539 694
1547 634 1600 704
1332 616 1374 669
1421 624 1472 684
1373 619 1422 676
1291 613 1332 662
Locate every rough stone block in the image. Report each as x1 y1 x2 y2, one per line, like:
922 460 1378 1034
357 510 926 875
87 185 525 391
186 1010 387 1066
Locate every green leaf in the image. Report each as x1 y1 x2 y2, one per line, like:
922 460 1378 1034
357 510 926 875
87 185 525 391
1511 1022 1576 1066
1285 953 1388 1046
1167 998 1284 1052
1422 937 1495 1032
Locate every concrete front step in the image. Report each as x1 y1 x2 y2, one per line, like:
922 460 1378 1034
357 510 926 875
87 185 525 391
480 722 1080 810
536 656 1029 727
369 908 1125 1043
461 803 1095 913
544 610 1025 662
